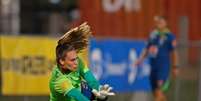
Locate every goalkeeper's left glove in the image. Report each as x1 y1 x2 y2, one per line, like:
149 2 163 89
92 84 115 100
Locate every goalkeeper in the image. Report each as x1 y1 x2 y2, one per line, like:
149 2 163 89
49 22 115 101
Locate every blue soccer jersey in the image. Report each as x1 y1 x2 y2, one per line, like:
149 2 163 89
146 29 176 91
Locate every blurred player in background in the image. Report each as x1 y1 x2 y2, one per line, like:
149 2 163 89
49 22 115 101
135 16 179 101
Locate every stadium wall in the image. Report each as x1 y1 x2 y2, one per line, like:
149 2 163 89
79 0 201 41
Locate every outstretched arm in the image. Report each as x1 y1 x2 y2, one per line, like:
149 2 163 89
83 70 100 90
135 32 155 66
171 40 179 77
135 48 149 66
78 57 100 90
65 88 89 101
79 57 115 100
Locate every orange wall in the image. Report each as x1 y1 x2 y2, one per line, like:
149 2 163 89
166 0 201 40
79 0 201 41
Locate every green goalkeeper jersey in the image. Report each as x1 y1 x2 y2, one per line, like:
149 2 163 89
49 57 99 101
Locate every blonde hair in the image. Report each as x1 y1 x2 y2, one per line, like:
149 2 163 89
57 22 92 52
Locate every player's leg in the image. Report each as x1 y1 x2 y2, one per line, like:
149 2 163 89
154 66 170 101
150 77 166 101
154 80 167 101
149 70 164 101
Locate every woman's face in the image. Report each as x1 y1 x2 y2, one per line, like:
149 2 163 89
60 50 78 71
155 18 167 30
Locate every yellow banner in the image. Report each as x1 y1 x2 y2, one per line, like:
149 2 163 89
0 35 87 95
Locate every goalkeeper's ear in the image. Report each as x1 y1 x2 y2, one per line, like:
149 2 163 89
59 59 65 66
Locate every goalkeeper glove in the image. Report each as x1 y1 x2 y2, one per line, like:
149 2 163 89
92 84 115 100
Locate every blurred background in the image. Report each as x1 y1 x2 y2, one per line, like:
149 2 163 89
0 0 200 101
